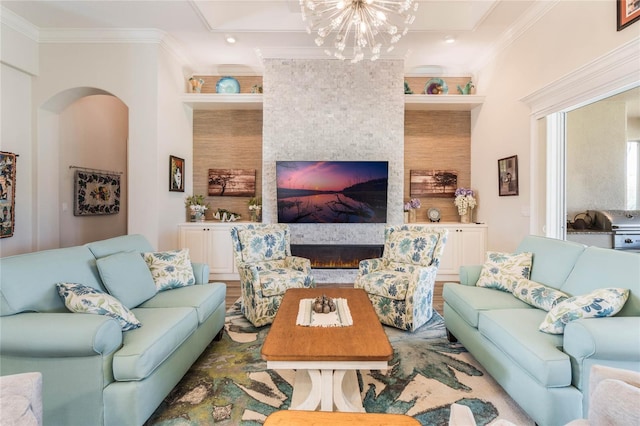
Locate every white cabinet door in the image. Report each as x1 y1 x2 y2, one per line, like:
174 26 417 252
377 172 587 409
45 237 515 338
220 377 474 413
178 223 239 280
209 226 236 275
428 224 487 281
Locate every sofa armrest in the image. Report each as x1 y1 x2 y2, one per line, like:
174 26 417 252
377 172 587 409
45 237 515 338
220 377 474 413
191 262 209 284
564 317 640 362
0 313 123 357
286 256 312 274
459 265 482 286
357 258 385 274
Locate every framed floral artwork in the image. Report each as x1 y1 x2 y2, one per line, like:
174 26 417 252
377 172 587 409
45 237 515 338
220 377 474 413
498 155 519 196
169 155 185 192
74 170 121 215
0 151 17 238
618 0 640 31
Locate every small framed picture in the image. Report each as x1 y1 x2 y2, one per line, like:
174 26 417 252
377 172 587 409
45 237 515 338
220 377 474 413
498 155 519 196
169 155 185 192
618 0 640 31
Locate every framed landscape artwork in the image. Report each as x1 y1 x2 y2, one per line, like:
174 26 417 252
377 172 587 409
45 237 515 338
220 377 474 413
498 155 519 196
74 170 121 215
410 170 457 198
618 0 640 31
0 151 16 238
169 155 185 192
208 168 256 197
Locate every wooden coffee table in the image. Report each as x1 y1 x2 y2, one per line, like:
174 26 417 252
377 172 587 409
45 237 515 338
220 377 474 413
261 288 393 412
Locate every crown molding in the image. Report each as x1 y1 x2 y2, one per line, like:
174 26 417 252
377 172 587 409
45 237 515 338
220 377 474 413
520 37 640 118
38 28 166 44
470 0 560 73
0 6 39 41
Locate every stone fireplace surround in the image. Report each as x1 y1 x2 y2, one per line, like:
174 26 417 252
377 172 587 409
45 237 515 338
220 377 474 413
261 59 404 283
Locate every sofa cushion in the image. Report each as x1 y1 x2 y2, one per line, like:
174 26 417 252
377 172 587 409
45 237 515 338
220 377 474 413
476 251 533 292
113 307 198 381
142 249 195 292
515 235 586 289
0 246 104 316
258 269 311 297
138 283 226 324
539 288 630 334
238 228 288 263
358 270 410 301
96 251 157 308
512 279 569 311
85 234 154 259
56 282 141 331
478 309 571 387
442 283 532 328
383 230 437 266
561 247 640 316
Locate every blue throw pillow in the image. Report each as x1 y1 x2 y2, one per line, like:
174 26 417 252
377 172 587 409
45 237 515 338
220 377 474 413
96 251 157 308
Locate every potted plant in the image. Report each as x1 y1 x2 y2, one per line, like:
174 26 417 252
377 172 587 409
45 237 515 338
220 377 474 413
185 195 209 222
248 197 262 222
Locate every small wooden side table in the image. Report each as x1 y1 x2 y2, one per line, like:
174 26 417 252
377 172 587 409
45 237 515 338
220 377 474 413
264 410 421 425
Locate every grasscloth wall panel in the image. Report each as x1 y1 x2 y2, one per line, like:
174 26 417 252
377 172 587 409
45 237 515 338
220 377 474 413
193 110 263 219
405 110 471 222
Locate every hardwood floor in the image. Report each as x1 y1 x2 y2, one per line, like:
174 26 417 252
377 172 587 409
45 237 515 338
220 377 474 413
223 280 446 314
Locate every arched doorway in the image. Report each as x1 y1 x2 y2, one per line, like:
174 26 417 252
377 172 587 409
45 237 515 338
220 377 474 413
37 87 128 248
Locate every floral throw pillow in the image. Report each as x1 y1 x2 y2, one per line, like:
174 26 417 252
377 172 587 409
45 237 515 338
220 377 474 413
539 288 630 334
56 282 141 331
142 249 195 292
512 278 569 311
475 251 533 293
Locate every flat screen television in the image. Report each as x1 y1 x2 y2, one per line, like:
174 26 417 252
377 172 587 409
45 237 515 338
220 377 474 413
276 161 388 223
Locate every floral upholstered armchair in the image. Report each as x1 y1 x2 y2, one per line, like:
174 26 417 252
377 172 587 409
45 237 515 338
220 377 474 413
230 224 315 327
354 225 448 331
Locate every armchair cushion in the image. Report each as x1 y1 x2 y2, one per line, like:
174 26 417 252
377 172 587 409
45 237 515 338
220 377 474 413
238 227 288 263
96 251 157 308
358 270 410 300
259 268 311 297
142 249 195 292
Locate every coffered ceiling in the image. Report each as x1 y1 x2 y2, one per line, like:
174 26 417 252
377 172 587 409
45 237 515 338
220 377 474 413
2 0 553 75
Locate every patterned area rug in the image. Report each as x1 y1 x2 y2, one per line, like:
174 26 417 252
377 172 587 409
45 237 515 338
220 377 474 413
146 301 533 426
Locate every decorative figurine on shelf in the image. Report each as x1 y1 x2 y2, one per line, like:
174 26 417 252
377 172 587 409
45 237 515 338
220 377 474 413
188 77 205 93
250 84 263 94
457 80 474 95
404 81 413 94
213 209 241 222
185 194 209 222
313 294 336 314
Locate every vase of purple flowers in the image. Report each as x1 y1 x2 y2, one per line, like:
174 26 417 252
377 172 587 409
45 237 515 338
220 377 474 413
404 198 421 223
454 188 477 223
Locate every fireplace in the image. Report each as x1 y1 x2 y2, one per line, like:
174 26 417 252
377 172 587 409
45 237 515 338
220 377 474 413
290 244 384 269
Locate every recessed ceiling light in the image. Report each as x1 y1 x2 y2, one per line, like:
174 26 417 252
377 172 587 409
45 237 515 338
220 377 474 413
225 35 236 44
444 36 456 44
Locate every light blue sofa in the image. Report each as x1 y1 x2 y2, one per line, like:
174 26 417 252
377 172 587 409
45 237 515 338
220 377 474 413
0 234 227 426
443 235 640 426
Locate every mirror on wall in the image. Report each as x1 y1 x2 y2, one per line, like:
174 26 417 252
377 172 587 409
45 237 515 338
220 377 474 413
566 86 640 221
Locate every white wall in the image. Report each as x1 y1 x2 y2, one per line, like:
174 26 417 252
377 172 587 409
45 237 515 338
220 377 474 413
473 0 640 251
0 64 34 256
58 95 128 247
566 101 626 217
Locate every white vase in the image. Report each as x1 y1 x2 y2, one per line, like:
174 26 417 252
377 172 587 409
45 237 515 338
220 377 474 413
460 208 473 223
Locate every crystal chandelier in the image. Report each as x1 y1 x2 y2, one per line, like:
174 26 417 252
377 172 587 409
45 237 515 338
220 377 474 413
299 0 419 63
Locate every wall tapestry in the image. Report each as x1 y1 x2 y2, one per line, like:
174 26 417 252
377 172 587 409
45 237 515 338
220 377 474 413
410 170 458 198
74 170 121 215
169 155 185 192
0 151 17 238
208 168 256 197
